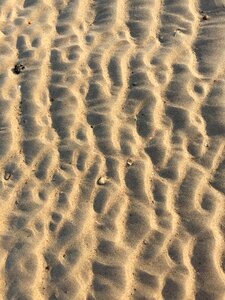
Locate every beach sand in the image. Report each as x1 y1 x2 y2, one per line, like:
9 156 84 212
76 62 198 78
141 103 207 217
0 0 225 299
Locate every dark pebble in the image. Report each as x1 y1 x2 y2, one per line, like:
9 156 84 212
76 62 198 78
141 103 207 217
202 15 209 21
13 63 25 74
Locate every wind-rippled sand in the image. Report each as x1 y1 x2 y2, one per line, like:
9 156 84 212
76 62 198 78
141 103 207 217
0 0 225 299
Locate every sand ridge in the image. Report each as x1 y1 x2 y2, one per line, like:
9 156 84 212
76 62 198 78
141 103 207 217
0 0 225 299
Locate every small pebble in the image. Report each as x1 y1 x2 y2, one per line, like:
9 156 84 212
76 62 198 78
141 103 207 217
97 176 107 185
202 15 209 21
126 159 133 166
13 63 25 74
4 172 11 180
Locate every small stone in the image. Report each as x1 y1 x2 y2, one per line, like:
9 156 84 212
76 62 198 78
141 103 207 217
97 176 107 185
4 172 11 180
126 159 133 166
13 63 25 74
202 15 209 21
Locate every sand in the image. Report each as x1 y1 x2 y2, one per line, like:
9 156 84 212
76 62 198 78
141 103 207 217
0 0 225 299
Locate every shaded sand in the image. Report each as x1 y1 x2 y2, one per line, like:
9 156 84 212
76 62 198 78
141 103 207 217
0 0 225 299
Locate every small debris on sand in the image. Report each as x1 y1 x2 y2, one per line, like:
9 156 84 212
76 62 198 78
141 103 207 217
126 159 133 166
202 15 209 21
13 63 25 74
4 172 11 180
97 176 107 185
